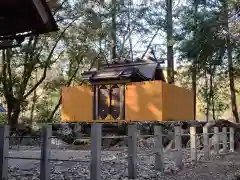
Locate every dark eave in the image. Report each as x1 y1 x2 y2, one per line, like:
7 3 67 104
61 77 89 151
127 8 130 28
0 0 58 40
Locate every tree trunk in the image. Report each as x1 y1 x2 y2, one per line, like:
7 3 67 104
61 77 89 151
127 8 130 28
227 42 239 122
192 65 197 120
192 1 199 120
204 67 209 121
10 108 21 128
7 99 21 129
29 69 38 124
166 0 174 84
209 63 215 120
127 0 133 61
223 0 239 122
111 0 117 59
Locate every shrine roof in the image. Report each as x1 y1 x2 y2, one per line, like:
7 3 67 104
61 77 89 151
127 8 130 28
82 58 166 83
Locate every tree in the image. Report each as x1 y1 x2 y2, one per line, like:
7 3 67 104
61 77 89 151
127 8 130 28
0 1 96 127
221 0 239 122
178 0 240 121
166 0 174 84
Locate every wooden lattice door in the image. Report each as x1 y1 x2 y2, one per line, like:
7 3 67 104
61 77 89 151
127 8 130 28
97 84 123 120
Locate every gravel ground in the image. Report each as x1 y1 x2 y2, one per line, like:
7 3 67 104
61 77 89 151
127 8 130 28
7 146 240 180
6 137 240 180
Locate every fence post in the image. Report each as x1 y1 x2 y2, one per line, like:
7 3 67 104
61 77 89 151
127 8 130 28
222 127 227 153
190 126 197 163
90 123 102 180
174 125 182 169
213 127 219 155
154 125 164 173
230 127 234 152
40 125 52 180
203 126 209 160
0 125 9 180
128 124 137 179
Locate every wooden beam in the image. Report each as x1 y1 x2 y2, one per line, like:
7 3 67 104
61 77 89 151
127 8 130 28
91 79 131 85
46 0 58 8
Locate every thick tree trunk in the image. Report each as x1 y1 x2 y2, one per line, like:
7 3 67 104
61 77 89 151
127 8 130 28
7 101 21 129
10 109 20 127
166 0 174 84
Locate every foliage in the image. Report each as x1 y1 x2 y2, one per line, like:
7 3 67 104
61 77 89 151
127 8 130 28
0 113 7 124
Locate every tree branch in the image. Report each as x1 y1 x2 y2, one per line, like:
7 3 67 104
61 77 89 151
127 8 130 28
47 56 84 121
2 50 9 98
47 52 100 121
23 17 81 99
20 36 39 98
141 28 160 59
6 50 13 94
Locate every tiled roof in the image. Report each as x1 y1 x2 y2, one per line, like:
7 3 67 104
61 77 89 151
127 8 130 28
82 58 166 83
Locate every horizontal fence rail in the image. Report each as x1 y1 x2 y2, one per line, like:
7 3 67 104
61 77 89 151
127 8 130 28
0 124 235 180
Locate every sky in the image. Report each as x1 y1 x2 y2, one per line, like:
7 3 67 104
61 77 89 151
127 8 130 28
129 0 186 69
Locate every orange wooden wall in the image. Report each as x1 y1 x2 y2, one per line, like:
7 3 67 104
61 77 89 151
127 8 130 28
125 81 163 121
162 82 194 121
125 81 194 121
61 86 93 122
61 81 194 122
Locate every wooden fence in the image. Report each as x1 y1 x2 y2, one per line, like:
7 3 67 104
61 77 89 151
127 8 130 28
0 124 235 180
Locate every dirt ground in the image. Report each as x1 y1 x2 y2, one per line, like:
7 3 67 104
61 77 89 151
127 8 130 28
162 152 240 180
